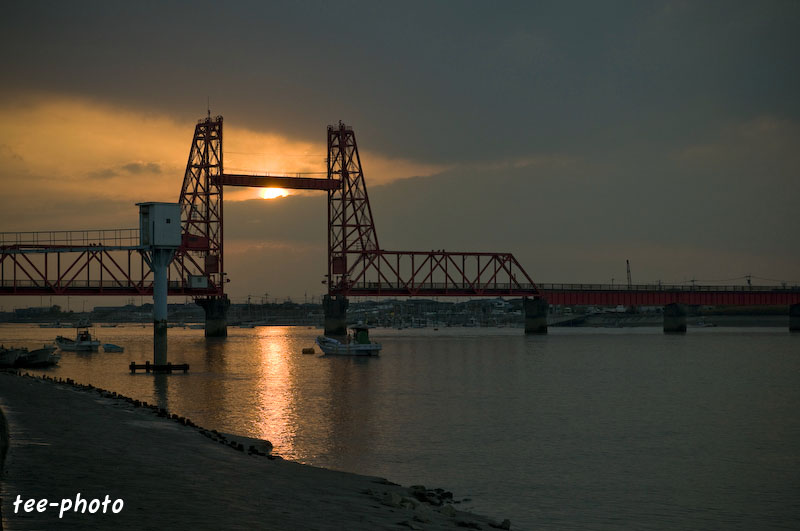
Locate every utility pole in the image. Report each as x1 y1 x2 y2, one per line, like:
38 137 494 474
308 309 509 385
626 260 632 289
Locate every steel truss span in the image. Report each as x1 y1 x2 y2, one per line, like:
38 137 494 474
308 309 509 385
334 251 537 297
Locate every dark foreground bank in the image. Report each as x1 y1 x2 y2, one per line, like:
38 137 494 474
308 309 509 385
0 372 512 530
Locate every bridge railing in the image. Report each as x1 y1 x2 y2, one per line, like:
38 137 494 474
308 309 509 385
537 283 800 292
0 229 140 248
346 282 538 291
0 279 182 289
345 282 800 293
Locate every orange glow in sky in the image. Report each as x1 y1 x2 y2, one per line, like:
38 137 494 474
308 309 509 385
259 188 290 199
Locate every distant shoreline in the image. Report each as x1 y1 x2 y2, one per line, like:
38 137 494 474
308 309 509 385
551 314 790 328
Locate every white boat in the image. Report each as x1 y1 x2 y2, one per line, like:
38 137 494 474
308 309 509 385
16 345 60 367
315 325 381 356
55 327 100 351
103 343 124 353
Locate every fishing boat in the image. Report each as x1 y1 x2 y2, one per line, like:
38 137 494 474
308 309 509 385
55 327 100 351
315 325 381 356
16 345 60 367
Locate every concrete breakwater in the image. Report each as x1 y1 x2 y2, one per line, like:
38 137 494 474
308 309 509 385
0 371 512 530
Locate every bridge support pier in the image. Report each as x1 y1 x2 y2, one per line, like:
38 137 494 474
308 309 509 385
197 296 230 337
323 294 348 337
790 304 800 332
524 297 548 334
151 249 174 365
663 303 687 333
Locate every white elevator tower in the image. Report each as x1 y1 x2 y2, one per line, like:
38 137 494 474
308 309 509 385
138 202 181 365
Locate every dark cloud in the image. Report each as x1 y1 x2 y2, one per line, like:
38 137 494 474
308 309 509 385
121 162 161 175
88 162 161 179
87 168 118 179
0 188 137 232
0 144 24 162
1 1 797 164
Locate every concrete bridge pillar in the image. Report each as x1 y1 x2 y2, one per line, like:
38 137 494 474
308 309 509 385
323 294 349 337
790 304 800 332
663 303 687 333
196 295 230 337
151 249 174 365
524 297 548 334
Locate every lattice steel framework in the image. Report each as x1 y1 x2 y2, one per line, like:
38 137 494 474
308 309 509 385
326 122 540 297
328 122 379 282
172 115 224 295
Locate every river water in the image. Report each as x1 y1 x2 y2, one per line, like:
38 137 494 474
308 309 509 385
3 323 799 529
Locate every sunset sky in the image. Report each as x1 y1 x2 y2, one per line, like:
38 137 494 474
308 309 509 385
1 1 798 308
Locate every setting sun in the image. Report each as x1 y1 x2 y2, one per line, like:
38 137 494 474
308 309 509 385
259 188 289 199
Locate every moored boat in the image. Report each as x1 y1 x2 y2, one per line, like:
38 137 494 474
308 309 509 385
103 343 124 353
315 325 381 356
56 327 100 351
16 345 60 367
39 320 66 328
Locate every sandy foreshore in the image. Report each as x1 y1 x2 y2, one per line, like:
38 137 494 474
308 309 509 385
0 371 511 530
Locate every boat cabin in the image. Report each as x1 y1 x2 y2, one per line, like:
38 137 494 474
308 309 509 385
77 328 92 342
350 325 372 344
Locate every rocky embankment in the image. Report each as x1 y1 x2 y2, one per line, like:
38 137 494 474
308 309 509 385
0 371 514 530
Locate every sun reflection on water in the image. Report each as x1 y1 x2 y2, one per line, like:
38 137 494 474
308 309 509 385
254 326 299 457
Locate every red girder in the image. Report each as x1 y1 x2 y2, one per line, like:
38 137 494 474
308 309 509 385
219 174 340 190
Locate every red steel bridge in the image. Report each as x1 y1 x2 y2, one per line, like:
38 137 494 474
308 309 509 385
0 116 539 301
1 115 799 326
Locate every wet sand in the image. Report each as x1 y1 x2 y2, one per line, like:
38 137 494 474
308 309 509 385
0 371 511 530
